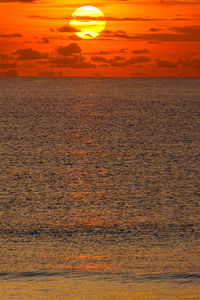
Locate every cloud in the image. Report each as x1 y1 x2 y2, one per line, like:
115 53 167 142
35 43 96 68
131 71 147 76
28 15 61 20
98 50 112 55
120 48 128 53
0 63 17 69
111 56 151 67
38 37 49 44
171 25 200 35
102 30 133 39
67 15 190 22
0 33 22 38
92 72 102 77
131 0 200 5
13 48 48 60
155 58 179 67
68 16 164 21
28 13 191 23
49 55 96 69
156 0 200 6
102 29 194 42
41 43 96 69
0 0 35 2
132 49 150 54
0 69 19 77
85 49 128 56
0 54 13 59
58 26 80 33
154 57 200 69
133 26 200 42
91 56 108 63
38 70 63 77
108 56 127 67
56 43 81 56
150 27 163 32
34 36 49 44
91 55 151 67
68 35 82 40
180 58 200 69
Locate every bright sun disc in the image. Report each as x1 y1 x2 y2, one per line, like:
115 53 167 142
70 6 106 39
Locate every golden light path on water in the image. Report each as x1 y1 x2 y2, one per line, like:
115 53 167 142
70 6 106 39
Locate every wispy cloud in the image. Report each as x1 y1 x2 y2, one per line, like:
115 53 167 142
135 25 200 42
91 55 151 67
58 26 80 33
38 70 63 77
102 30 133 39
132 49 150 54
155 58 179 67
27 14 191 22
27 15 63 20
122 0 200 5
0 0 35 2
34 36 49 44
0 62 17 69
102 26 200 42
153 0 200 6
0 69 18 77
67 15 190 21
180 58 200 69
0 33 22 38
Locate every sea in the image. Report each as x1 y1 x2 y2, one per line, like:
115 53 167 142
0 77 199 300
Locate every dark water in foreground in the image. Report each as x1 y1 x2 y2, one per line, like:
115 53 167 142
0 78 199 299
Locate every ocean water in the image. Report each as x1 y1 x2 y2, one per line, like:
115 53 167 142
0 77 199 299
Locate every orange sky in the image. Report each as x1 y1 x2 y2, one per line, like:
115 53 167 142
0 0 200 77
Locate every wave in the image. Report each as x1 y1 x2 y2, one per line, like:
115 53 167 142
0 222 199 237
0 270 199 282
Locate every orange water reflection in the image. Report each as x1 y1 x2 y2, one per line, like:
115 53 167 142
65 254 112 271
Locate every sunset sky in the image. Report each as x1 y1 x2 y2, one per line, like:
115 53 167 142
0 0 200 77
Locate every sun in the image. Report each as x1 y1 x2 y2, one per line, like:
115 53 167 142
70 6 106 39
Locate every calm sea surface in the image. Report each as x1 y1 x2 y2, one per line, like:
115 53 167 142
0 77 199 299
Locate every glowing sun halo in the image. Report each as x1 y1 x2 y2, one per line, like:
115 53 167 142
70 6 106 39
